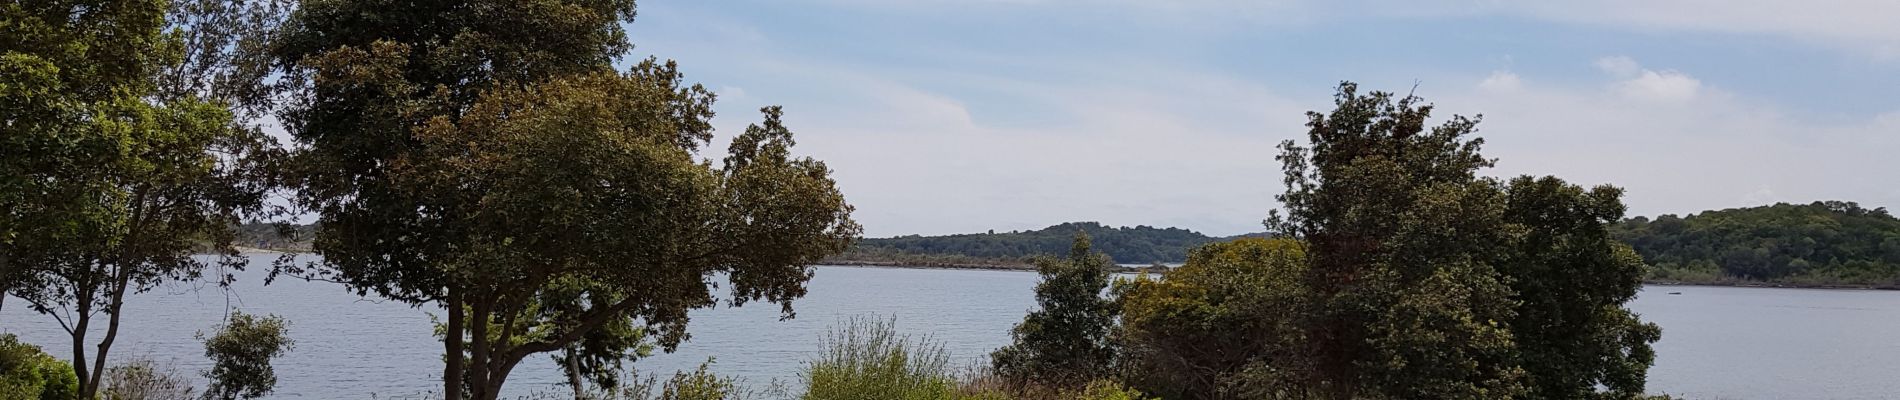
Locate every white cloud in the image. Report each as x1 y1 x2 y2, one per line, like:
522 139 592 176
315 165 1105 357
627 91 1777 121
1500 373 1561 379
1594 56 1641 77
716 86 749 100
1590 56 1704 103
1439 63 1899 218
1424 0 1900 59
1616 69 1702 103
1740 185 1783 207
1478 71 1522 92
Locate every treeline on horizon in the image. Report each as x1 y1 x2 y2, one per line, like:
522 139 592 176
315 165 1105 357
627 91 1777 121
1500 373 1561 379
237 200 1900 287
1614 201 1900 286
827 201 1900 287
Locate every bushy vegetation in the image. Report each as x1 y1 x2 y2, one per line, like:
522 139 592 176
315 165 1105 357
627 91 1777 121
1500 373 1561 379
1112 238 1309 399
799 317 971 400
199 312 294 400
990 233 1119 390
99 358 196 400
0 334 78 400
1615 201 1900 286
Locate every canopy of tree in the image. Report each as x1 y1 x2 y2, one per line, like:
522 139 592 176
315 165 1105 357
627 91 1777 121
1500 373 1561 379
1614 201 1900 285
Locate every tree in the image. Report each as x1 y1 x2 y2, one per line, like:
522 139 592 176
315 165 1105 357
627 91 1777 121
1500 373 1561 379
1497 176 1660 399
1112 238 1308 399
1267 82 1660 399
991 232 1118 390
3 1 279 398
270 2 860 399
1 0 177 322
0 334 79 400
199 311 294 400
1268 82 1525 399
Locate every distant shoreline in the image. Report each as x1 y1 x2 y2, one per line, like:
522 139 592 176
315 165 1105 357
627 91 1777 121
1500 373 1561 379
229 249 1898 290
1644 279 1900 291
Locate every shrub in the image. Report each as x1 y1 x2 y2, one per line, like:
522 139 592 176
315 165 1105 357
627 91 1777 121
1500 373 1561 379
0 334 78 400
1063 380 1155 400
1112 238 1309 399
990 232 1118 390
799 316 965 400
101 358 195 400
199 311 294 400
608 359 782 400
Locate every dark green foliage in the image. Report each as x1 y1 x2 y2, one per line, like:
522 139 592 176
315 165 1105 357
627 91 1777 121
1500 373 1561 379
1270 82 1524 399
1499 177 1661 399
1613 201 1900 284
991 232 1118 390
1263 82 1658 399
271 1 859 399
199 311 294 400
1113 238 1309 399
847 222 1246 265
3 1 280 398
0 334 78 400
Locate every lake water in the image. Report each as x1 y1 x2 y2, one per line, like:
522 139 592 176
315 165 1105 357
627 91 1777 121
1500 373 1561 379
4 254 1899 399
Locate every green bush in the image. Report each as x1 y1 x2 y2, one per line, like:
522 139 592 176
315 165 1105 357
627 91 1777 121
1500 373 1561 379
1063 380 1154 400
799 316 967 400
200 311 294 400
0 334 78 400
100 358 195 400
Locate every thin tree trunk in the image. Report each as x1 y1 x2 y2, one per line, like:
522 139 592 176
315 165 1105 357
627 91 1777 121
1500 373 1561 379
468 298 491 400
71 281 94 399
85 263 132 399
1 250 11 319
446 290 465 400
565 346 585 399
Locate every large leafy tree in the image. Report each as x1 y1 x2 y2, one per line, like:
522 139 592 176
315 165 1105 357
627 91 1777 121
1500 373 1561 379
992 232 1119 390
1499 176 1660 399
3 1 279 398
270 2 859 399
1268 82 1659 399
1 0 177 321
1269 82 1523 399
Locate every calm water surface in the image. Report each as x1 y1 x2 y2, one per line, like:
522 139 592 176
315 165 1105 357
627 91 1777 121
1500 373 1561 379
3 254 1898 399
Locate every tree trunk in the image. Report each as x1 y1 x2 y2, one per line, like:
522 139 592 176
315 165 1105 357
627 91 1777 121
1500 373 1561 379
468 298 491 400
85 264 132 399
445 290 465 400
565 346 585 399
478 351 526 400
70 282 94 399
1 250 11 319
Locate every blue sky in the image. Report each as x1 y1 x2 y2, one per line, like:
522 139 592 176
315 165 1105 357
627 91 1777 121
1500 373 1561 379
619 0 1900 237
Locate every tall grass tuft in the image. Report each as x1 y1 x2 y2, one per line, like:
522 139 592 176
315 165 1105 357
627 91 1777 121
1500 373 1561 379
799 316 997 400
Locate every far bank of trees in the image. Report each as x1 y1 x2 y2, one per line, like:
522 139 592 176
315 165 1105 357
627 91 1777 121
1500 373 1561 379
1615 201 1900 286
844 222 1238 265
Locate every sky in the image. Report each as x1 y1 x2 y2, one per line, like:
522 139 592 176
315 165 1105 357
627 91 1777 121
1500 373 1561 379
614 0 1900 238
